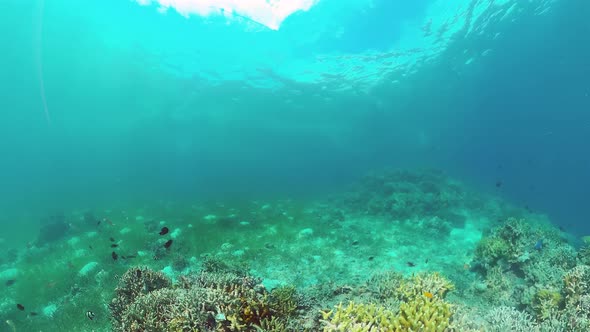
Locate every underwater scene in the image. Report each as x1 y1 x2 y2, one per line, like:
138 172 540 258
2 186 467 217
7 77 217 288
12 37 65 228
1 0 590 331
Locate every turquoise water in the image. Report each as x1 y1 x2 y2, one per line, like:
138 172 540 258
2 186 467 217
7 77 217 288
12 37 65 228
1 0 589 331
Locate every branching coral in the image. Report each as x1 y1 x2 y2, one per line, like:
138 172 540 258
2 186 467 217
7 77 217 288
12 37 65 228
532 289 562 321
109 266 172 331
397 272 455 301
397 296 452 331
268 285 299 317
563 265 590 308
321 272 455 332
320 301 398 332
109 267 288 332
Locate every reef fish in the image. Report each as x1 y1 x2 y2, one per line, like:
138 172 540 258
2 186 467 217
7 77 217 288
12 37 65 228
16 304 25 311
534 239 543 251
164 239 173 249
112 251 118 260
86 310 95 320
159 227 169 235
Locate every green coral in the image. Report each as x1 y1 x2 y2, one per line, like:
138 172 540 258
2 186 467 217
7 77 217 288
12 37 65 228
268 285 299 317
475 236 511 267
532 289 562 320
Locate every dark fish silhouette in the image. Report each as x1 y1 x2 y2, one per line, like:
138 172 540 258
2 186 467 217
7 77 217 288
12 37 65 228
109 237 115 242
136 269 142 278
16 304 25 311
164 239 173 249
111 251 118 260
5 279 15 286
30 312 38 316
111 244 119 248
407 261 416 267
159 227 169 235
495 180 502 188
86 310 95 320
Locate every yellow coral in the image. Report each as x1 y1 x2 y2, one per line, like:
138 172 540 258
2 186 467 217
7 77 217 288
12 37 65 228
396 296 452 331
321 297 453 332
397 272 455 301
320 302 398 332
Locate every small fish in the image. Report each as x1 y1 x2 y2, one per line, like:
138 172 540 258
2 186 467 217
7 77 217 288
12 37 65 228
5 279 16 286
425 258 429 264
112 251 118 260
124 255 137 259
164 239 173 249
111 244 119 248
135 269 142 278
407 261 416 267
159 227 169 235
30 312 38 316
534 239 543 251
424 291 434 299
89 245 93 250
86 310 95 320
96 220 101 226
109 237 115 242
495 180 503 188
16 304 25 311
368 256 375 261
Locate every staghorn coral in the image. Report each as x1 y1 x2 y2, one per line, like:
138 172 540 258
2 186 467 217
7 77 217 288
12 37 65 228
320 301 398 332
120 288 204 332
483 306 535 332
396 272 455 301
563 265 590 308
268 285 300 317
109 266 172 331
368 270 404 302
396 296 452 331
110 267 285 332
532 289 562 321
320 272 455 332
320 296 453 332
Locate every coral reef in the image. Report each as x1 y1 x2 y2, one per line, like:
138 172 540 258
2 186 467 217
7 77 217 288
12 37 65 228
110 267 284 332
320 302 398 331
336 169 482 225
109 267 172 330
320 272 455 331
